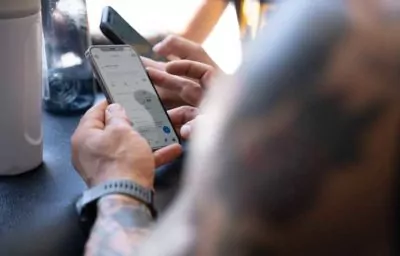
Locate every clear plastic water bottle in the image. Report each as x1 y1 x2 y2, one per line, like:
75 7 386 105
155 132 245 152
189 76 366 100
42 0 95 114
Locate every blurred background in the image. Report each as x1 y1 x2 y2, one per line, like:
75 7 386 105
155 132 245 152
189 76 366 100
41 0 275 114
86 0 243 74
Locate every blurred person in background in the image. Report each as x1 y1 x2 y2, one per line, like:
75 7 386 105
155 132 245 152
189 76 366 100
72 0 400 255
181 0 274 48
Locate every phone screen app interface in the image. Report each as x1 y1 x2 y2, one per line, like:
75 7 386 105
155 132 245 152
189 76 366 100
92 46 178 148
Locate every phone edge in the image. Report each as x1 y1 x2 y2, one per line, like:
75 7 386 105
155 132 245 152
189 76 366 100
86 46 115 104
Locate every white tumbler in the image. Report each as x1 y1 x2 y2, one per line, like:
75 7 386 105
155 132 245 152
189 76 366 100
0 0 43 175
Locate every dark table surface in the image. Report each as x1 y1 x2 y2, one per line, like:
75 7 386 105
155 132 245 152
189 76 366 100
0 104 181 255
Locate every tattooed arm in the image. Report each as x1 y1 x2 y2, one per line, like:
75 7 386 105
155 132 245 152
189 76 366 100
84 195 154 256
71 101 182 255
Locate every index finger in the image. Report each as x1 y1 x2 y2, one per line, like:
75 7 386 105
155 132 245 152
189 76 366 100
141 56 166 71
166 60 215 89
79 100 108 129
147 68 203 106
153 35 197 59
153 35 218 68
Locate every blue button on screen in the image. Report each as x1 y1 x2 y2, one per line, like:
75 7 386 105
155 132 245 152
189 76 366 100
163 126 171 134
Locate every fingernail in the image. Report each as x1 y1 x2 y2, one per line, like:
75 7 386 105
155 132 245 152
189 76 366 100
107 104 123 113
147 68 163 78
181 125 191 137
153 43 162 52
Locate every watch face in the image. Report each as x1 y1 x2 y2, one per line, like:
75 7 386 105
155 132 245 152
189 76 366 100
77 199 98 235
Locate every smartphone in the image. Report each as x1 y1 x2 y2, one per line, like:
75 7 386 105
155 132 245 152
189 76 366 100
100 6 167 62
86 45 179 150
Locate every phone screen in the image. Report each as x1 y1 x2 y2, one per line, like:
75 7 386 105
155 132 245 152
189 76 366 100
102 7 167 62
89 46 179 149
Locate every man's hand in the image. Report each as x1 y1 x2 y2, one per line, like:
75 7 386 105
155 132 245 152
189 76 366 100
71 101 182 188
141 56 186 109
153 35 220 70
147 60 216 107
141 35 221 109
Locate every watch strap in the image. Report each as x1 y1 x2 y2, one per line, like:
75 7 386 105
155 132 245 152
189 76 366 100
76 179 156 220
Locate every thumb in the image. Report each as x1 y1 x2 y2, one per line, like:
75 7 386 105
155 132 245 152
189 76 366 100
180 119 196 139
180 124 192 139
180 114 205 139
105 104 132 128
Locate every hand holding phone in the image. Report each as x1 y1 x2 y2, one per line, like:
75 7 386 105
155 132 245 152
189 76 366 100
86 45 180 150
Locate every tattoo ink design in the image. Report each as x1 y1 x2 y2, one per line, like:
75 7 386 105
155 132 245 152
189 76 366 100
85 195 154 256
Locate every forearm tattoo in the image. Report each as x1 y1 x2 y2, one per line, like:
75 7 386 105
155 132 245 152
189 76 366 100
84 195 154 256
